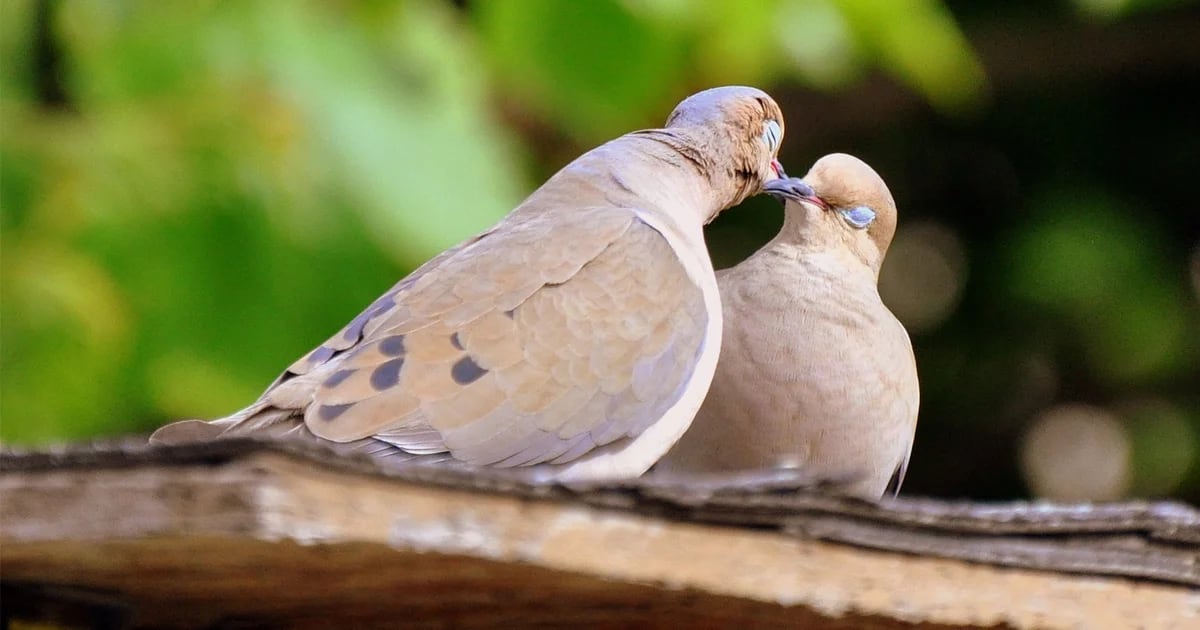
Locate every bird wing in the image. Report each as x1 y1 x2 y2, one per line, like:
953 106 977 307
260 206 708 467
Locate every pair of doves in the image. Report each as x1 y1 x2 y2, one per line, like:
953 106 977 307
152 86 919 499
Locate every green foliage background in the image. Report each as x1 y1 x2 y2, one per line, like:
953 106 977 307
3 0 1198 500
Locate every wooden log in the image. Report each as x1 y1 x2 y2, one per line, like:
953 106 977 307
2 439 1197 629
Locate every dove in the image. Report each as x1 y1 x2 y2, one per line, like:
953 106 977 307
654 154 919 498
151 86 788 483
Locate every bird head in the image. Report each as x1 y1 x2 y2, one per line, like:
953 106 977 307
663 86 787 207
764 153 898 274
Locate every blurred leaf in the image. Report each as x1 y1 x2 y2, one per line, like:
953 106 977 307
0 0 35 100
688 0 781 85
775 0 863 89
617 0 697 22
212 0 526 263
1 0 526 442
1123 400 1197 495
832 0 987 113
1006 192 1194 384
1 238 131 442
476 0 688 141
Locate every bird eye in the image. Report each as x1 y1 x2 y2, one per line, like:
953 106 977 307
761 120 782 151
840 205 876 229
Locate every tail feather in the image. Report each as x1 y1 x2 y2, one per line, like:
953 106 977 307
149 403 297 445
148 404 443 467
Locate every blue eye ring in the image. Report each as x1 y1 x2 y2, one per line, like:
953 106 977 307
762 120 782 151
840 205 876 229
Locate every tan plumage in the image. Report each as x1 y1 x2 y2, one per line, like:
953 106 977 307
151 86 787 482
655 154 920 498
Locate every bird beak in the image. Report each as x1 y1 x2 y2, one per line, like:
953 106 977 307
770 159 786 180
763 177 826 209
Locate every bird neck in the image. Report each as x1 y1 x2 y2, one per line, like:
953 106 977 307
540 131 748 224
772 204 834 248
767 208 884 281
624 128 754 213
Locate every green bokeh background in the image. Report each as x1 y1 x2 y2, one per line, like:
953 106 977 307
3 0 1198 500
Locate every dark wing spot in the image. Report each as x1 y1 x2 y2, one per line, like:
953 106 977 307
503 309 515 319
343 313 371 342
370 358 405 390
323 369 355 388
318 403 353 421
343 293 397 342
451 355 487 385
308 345 335 365
449 332 463 350
379 335 406 356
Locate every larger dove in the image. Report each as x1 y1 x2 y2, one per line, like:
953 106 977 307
655 154 919 498
151 86 787 482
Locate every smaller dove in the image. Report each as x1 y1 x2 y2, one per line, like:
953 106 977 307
151 86 787 483
655 154 919 498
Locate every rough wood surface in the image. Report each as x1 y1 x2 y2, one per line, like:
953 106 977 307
2 439 1198 629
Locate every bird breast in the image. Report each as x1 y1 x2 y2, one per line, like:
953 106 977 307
704 247 918 490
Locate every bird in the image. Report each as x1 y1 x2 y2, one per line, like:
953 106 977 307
653 153 919 499
151 86 788 483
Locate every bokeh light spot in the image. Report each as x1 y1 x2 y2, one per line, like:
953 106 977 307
1020 404 1131 501
878 221 967 334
